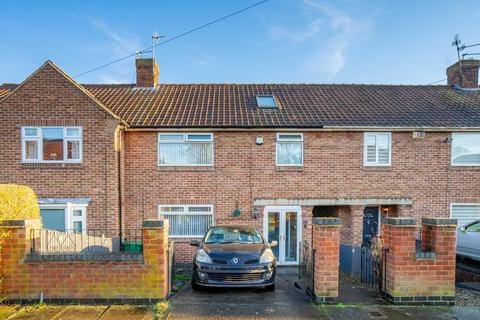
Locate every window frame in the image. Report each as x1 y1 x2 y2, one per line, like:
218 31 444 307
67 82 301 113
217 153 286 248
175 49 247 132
158 204 214 238
275 133 304 167
39 203 87 233
157 132 214 167
451 132 480 167
21 126 83 163
363 132 392 167
256 95 278 109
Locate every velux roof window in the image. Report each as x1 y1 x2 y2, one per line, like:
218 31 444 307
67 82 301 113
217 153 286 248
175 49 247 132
256 95 277 109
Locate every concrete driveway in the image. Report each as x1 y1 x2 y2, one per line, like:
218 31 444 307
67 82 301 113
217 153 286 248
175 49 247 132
167 267 319 320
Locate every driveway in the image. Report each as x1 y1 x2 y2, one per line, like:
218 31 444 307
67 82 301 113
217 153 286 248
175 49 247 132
167 267 320 319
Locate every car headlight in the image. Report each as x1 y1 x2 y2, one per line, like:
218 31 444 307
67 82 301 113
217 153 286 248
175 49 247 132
196 249 213 264
260 248 275 264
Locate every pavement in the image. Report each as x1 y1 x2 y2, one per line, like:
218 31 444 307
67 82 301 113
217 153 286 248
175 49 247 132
0 305 155 320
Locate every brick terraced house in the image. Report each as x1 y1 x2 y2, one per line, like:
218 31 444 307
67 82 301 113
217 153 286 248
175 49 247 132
1 59 480 272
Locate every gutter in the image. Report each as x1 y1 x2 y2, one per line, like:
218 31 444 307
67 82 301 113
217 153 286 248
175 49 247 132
123 126 480 132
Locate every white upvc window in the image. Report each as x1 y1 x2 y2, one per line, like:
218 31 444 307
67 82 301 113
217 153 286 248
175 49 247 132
158 205 214 238
364 132 391 166
21 127 82 163
451 203 480 227
158 133 213 166
451 132 480 166
276 133 303 166
39 203 87 233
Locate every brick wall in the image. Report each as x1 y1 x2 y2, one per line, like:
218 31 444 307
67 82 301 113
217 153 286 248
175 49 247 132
0 62 122 230
123 130 480 261
383 217 456 305
311 218 341 303
0 219 169 303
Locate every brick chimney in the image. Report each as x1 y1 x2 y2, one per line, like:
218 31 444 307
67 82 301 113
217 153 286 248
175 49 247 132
135 58 159 88
446 59 480 88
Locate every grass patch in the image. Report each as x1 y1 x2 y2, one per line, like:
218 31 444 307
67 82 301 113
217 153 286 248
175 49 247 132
154 300 169 320
174 274 192 281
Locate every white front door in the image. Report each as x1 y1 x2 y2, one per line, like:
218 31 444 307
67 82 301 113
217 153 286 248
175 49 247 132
263 206 302 265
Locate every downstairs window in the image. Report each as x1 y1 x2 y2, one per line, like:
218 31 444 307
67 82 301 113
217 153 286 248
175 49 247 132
158 205 213 237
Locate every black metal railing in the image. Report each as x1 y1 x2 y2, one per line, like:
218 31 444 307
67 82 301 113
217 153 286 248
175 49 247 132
30 229 143 254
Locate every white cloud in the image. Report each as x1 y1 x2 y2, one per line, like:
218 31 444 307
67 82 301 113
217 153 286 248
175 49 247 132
270 18 323 43
87 18 141 83
270 0 376 78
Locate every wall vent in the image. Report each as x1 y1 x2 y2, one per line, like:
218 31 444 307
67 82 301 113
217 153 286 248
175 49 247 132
413 131 425 139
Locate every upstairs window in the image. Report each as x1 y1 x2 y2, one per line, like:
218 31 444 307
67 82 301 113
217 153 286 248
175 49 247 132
22 127 82 163
452 133 480 166
276 133 303 166
158 205 213 237
158 133 213 166
256 95 277 109
364 132 391 166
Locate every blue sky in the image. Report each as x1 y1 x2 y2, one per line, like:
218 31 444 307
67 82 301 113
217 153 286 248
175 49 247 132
1 0 479 85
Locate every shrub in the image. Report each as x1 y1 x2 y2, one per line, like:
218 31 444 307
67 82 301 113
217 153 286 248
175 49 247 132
0 184 40 223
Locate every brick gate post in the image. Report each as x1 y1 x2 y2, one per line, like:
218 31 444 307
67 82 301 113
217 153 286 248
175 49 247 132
312 217 341 304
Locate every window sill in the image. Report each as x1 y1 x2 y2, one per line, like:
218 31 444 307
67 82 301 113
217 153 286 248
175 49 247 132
450 165 480 171
363 166 392 171
157 166 214 171
276 166 304 172
21 162 84 169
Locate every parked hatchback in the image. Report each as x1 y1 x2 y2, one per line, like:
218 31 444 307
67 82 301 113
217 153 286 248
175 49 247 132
457 220 480 262
190 225 277 291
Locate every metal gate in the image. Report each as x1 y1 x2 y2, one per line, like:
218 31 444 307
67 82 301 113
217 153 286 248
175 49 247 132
167 240 175 297
298 241 316 297
360 243 379 289
360 244 388 295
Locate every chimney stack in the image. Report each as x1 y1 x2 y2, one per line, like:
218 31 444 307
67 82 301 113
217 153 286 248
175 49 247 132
135 58 159 88
446 59 480 88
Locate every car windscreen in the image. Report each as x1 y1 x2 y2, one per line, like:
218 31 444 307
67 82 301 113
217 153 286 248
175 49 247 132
204 226 264 244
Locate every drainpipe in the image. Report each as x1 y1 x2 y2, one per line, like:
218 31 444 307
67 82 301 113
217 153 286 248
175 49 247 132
115 125 124 247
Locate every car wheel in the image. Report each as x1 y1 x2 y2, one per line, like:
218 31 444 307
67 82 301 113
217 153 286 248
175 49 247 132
265 283 275 291
191 280 202 291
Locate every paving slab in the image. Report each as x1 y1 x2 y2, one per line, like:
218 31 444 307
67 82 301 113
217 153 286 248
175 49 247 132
100 305 153 320
7 305 66 320
54 306 108 320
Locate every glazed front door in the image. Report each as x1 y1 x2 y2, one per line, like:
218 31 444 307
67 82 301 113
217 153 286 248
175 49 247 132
264 206 302 265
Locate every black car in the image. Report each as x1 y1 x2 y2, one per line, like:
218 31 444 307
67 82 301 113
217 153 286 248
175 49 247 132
190 225 277 291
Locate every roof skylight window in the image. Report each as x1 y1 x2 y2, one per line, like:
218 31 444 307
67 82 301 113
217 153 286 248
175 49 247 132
256 95 277 109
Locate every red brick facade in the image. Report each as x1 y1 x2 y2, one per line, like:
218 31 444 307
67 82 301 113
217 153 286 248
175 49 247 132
0 62 122 230
0 219 169 302
123 130 480 261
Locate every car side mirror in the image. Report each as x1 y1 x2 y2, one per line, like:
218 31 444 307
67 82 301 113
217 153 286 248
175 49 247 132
269 240 278 247
190 240 200 247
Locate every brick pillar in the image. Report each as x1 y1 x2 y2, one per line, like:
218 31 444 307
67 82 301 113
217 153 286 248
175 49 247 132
312 217 341 304
142 219 170 299
0 219 41 299
349 205 364 246
383 217 456 305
